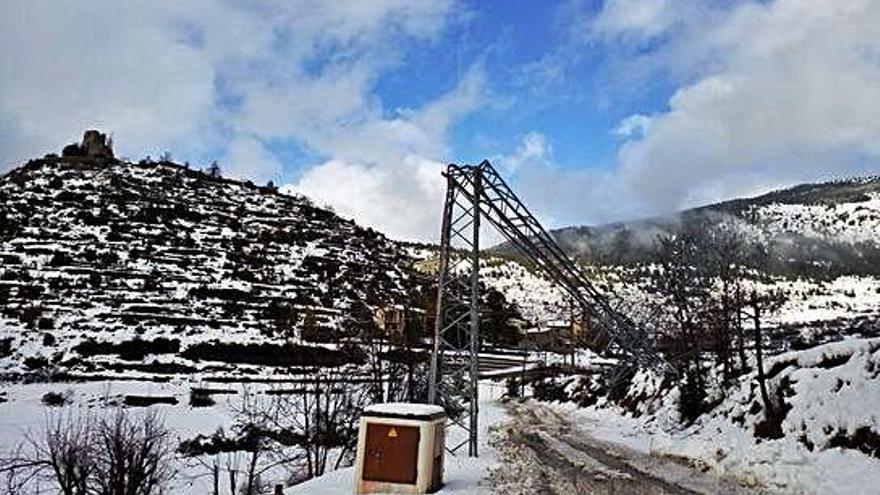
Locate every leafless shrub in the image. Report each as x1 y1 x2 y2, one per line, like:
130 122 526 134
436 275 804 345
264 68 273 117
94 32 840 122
0 411 94 495
0 408 175 495
91 408 176 495
235 372 368 491
178 372 369 494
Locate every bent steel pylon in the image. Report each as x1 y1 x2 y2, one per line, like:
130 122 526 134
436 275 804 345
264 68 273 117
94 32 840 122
428 160 669 458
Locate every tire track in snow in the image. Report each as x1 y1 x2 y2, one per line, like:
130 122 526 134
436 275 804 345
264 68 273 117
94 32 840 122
490 401 765 495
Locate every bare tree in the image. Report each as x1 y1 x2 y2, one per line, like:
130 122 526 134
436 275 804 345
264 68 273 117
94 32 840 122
219 371 369 491
649 229 714 376
744 288 787 437
233 391 274 495
265 372 368 479
702 222 750 381
649 223 730 421
348 301 386 403
91 408 176 495
0 412 94 495
385 285 434 404
1 409 174 495
178 432 246 495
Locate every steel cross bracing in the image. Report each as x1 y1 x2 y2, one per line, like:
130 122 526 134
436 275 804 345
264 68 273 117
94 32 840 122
472 160 668 369
429 160 670 458
428 164 482 457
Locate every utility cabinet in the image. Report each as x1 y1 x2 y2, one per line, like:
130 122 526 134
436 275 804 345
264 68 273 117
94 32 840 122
354 403 446 494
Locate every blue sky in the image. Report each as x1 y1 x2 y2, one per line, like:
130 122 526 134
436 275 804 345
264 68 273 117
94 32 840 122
2 0 879 240
370 1 665 173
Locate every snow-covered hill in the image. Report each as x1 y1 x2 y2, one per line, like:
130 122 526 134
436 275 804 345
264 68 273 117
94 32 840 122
525 177 880 278
0 155 420 379
747 192 880 245
481 258 566 323
481 253 880 354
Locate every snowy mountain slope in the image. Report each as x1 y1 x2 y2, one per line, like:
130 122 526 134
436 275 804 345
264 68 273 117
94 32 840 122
0 156 419 378
515 177 880 277
746 192 880 245
481 251 880 353
481 257 566 323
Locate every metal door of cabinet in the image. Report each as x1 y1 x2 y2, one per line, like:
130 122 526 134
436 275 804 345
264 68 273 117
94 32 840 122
362 423 420 484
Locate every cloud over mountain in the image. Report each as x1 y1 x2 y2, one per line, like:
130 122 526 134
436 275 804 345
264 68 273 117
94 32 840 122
513 0 880 227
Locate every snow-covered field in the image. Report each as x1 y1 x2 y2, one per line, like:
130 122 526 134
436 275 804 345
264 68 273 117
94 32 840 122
0 380 511 495
0 379 244 494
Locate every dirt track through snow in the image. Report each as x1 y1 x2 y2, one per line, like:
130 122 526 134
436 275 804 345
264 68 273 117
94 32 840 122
489 401 769 495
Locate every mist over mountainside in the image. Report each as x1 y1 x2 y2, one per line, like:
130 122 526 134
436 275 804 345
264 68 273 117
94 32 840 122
509 177 880 278
0 152 422 378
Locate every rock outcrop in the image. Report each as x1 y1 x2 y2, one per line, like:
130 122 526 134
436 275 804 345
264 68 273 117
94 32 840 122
61 129 114 159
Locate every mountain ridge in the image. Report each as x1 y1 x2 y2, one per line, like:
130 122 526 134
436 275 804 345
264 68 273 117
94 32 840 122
495 176 880 277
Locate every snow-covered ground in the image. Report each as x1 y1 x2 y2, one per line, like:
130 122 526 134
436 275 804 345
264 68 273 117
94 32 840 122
285 382 508 495
549 404 880 495
0 379 243 494
544 338 880 495
492 400 765 494
277 335 880 495
771 276 880 324
750 192 880 245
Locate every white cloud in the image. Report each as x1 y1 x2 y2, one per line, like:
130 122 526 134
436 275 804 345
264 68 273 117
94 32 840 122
13 0 874 241
0 0 459 170
612 0 880 213
0 1 218 165
492 132 639 229
285 64 487 242
222 135 283 184
287 155 445 241
591 0 674 40
513 0 880 226
0 0 478 240
614 114 650 138
497 132 553 174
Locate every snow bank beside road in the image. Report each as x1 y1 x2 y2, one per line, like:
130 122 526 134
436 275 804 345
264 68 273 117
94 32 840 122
547 338 880 494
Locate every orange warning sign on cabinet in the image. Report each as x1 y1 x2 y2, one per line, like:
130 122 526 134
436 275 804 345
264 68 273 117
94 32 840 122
388 427 398 438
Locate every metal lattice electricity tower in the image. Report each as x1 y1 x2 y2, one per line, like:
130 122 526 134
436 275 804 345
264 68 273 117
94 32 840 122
428 164 482 457
428 160 669 458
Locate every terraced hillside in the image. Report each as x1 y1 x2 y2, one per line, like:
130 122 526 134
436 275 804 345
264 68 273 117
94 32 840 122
0 156 419 379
